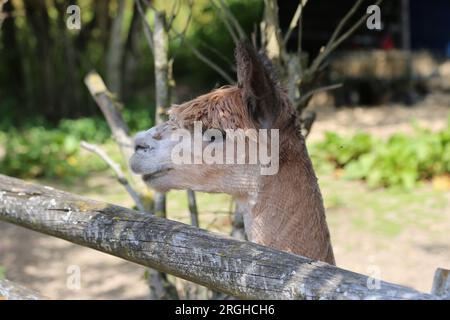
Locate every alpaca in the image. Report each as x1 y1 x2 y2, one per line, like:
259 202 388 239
130 42 335 265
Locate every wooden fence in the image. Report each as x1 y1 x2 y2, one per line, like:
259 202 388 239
0 174 446 300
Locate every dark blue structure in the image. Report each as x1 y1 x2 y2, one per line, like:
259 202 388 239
279 0 450 57
410 0 450 56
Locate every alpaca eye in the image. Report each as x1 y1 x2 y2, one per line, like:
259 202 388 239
204 133 215 142
203 130 225 142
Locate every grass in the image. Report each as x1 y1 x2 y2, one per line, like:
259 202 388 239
38 166 449 242
319 175 449 238
167 191 233 233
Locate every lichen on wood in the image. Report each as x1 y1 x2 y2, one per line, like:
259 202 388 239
0 279 47 300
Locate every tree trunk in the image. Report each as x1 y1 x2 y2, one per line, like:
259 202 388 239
122 2 142 100
23 0 55 120
153 11 170 217
1 0 24 104
262 0 283 70
106 0 127 96
55 0 80 118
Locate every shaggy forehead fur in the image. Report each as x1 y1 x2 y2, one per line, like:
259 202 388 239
168 86 253 131
168 85 299 133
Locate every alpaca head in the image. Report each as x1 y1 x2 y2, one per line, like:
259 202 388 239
130 42 300 196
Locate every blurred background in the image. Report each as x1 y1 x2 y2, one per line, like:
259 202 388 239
0 0 449 299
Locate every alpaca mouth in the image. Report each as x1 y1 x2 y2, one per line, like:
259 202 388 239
142 168 173 181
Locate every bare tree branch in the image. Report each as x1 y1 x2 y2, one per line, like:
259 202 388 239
187 189 199 228
308 0 383 75
166 0 181 30
106 0 127 96
262 0 283 63
200 40 235 71
172 27 234 84
297 2 303 54
83 72 140 180
297 83 342 106
283 0 308 46
80 141 146 213
210 0 239 44
327 0 364 48
217 0 246 40
136 0 154 52
170 0 193 62
170 0 192 42
137 0 233 84
140 0 157 11
329 1 383 52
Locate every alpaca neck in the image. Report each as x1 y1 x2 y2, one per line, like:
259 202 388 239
239 144 335 265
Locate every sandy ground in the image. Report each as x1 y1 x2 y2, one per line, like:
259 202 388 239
309 93 450 141
0 94 449 299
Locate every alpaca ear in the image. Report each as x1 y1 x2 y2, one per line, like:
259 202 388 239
235 41 280 129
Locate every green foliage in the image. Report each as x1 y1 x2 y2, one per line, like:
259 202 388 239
58 118 110 143
310 116 450 189
312 132 375 167
122 108 153 133
0 109 153 181
172 0 264 88
0 0 263 125
0 126 104 180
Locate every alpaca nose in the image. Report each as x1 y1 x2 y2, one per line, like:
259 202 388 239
135 144 149 153
134 131 153 153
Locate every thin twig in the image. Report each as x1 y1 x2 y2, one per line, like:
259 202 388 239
81 141 147 213
283 0 308 46
136 0 154 52
297 2 303 54
170 0 193 60
166 0 181 30
171 0 192 41
188 43 234 84
327 0 364 49
307 0 383 75
199 41 235 70
217 0 246 39
302 111 316 139
211 0 239 44
140 0 157 11
172 27 234 83
187 189 199 228
297 83 342 106
329 0 383 52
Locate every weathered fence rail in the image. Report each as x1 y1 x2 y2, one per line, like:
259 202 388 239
0 279 47 300
0 174 440 299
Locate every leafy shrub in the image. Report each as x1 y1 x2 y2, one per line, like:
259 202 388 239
310 116 450 189
0 109 154 181
58 118 110 143
0 126 106 180
311 132 374 167
122 108 153 133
